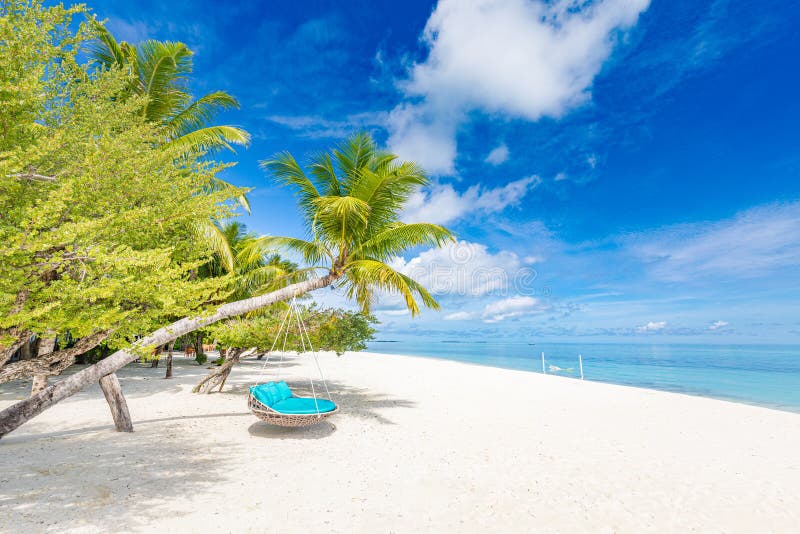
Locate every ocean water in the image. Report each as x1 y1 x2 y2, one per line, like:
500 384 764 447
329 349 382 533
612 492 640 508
366 340 800 413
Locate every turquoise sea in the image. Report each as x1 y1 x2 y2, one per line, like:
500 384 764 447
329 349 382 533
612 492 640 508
366 340 800 413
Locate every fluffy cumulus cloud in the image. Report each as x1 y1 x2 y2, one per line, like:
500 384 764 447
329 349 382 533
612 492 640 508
482 296 544 323
402 176 540 225
390 239 535 297
485 143 510 165
388 0 651 174
637 320 667 333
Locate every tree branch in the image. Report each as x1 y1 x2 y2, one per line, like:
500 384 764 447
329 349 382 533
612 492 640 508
0 330 110 384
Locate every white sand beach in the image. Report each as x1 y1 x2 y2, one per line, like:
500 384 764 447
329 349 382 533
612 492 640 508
1 351 799 533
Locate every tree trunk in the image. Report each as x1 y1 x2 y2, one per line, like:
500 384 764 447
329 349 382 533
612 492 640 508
192 348 257 394
0 274 336 438
30 336 57 396
19 338 32 361
150 346 162 368
164 340 175 379
0 331 109 385
0 291 31 367
195 332 204 359
193 348 242 394
98 372 133 432
31 375 48 395
0 332 31 368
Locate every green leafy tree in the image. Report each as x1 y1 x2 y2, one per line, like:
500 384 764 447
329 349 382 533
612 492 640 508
89 20 253 264
0 1 240 390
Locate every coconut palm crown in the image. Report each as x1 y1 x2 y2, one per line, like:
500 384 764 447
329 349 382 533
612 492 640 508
89 22 250 157
258 133 454 316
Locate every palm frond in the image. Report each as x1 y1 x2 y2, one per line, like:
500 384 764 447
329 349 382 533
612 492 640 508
354 222 453 260
195 220 234 273
166 91 241 139
164 125 250 156
248 236 333 267
344 259 440 316
333 132 375 192
261 153 322 229
87 18 128 69
137 40 193 121
308 151 342 196
311 196 371 247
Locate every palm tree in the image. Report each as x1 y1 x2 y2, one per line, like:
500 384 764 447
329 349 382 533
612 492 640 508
0 133 454 437
199 221 305 301
255 133 453 315
90 22 251 213
90 23 249 157
168 221 303 375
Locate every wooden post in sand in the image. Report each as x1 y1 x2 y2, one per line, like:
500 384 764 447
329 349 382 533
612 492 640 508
98 372 133 432
541 352 546 374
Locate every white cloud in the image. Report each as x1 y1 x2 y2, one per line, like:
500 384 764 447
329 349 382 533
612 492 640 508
403 176 540 225
443 311 477 321
485 143 510 165
708 320 729 331
387 0 651 174
386 104 458 175
392 240 528 297
628 201 800 282
637 321 667 333
482 296 543 323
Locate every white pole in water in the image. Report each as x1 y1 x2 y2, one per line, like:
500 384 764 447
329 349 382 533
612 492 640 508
541 351 546 374
579 354 584 380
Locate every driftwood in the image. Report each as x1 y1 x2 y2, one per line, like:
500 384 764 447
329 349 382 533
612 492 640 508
192 348 257 394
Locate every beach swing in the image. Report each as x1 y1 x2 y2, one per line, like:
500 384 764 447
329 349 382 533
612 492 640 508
248 298 338 427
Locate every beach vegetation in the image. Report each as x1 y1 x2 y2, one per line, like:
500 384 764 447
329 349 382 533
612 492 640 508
0 2 453 437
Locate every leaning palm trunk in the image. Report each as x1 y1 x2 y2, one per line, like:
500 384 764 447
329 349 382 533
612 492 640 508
0 275 337 438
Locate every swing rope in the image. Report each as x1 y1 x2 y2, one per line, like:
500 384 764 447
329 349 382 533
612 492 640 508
252 298 334 410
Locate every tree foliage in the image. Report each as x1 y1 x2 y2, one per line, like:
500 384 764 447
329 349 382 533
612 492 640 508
89 21 250 158
0 1 242 362
259 133 455 316
209 304 378 356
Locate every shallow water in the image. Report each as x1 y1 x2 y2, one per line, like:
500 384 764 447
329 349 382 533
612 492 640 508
366 340 800 413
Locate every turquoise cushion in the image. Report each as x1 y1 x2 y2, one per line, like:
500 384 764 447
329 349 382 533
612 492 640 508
274 381 293 401
250 383 281 407
271 397 337 414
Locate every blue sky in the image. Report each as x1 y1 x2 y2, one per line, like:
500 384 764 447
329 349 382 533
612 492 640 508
89 0 800 343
